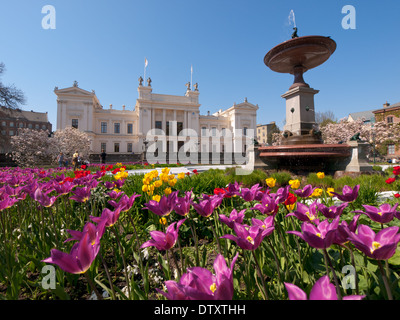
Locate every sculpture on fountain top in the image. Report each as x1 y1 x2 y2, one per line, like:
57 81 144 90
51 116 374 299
291 27 299 39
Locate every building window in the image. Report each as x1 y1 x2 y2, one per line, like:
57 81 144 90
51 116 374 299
388 144 395 155
9 122 14 127
114 123 120 134
1 121 5 127
19 123 24 128
42 125 46 130
35 124 40 129
101 122 107 133
101 143 107 152
9 130 14 136
387 116 394 124
127 123 133 134
243 127 248 136
177 122 183 135
28 123 32 129
211 127 217 137
72 119 78 129
155 121 162 130
127 143 133 153
221 128 226 136
1 130 5 135
114 143 120 153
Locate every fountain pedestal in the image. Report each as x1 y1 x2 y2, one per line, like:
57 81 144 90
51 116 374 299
345 141 373 172
282 86 321 145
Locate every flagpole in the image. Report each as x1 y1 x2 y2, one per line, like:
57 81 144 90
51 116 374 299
191 64 193 91
144 58 146 83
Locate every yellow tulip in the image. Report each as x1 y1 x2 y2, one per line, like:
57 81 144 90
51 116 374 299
168 178 177 187
152 195 161 202
154 180 163 188
159 217 167 225
327 187 335 197
316 172 325 179
177 172 185 179
289 179 301 189
160 173 169 182
164 187 172 195
114 171 128 180
265 177 276 188
142 185 149 192
286 203 296 211
311 188 323 197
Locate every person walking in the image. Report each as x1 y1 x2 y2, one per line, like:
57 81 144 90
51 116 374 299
72 151 79 170
57 152 64 167
100 149 107 164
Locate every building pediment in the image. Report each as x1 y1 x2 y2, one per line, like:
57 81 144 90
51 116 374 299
233 102 259 111
54 86 95 97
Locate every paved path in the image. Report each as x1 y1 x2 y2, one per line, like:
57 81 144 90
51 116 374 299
124 164 243 176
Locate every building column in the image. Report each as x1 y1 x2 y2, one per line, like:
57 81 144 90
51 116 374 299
184 111 188 129
162 109 166 133
61 102 67 129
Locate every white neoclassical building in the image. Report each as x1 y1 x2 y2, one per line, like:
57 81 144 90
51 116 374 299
55 80 258 161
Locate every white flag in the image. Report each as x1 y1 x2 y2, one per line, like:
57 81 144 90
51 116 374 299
145 58 148 68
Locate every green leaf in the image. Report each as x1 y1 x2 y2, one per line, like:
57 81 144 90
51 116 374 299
388 245 400 266
51 284 70 300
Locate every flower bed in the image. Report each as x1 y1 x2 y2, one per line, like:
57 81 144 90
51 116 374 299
1 164 400 300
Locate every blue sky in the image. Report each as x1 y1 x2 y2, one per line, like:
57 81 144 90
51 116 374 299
1 0 399 130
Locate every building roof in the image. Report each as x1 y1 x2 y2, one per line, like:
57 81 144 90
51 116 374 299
373 101 400 113
0 107 49 123
348 110 375 122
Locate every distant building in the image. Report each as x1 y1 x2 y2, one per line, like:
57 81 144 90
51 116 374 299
347 110 375 124
373 101 400 124
55 80 258 162
373 101 400 158
0 107 52 153
256 122 278 146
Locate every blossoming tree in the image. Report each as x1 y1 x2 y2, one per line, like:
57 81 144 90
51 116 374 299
10 126 92 167
10 128 54 167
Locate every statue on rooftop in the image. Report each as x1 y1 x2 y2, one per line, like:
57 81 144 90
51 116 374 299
147 77 152 86
138 76 143 86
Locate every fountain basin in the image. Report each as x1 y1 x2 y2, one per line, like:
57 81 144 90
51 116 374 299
264 35 336 89
259 143 351 173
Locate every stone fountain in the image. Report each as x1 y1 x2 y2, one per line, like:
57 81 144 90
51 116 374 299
258 31 371 174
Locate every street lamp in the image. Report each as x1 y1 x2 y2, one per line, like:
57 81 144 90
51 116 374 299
371 124 376 164
142 139 149 165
